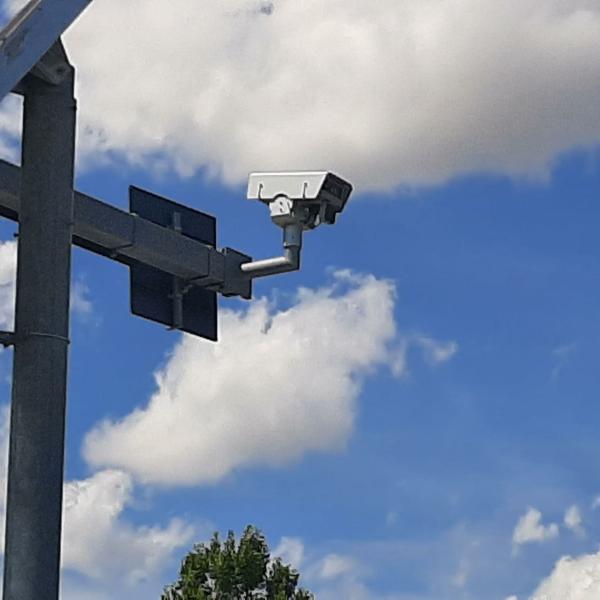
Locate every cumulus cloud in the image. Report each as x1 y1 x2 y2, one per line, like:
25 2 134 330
512 508 559 550
0 408 192 585
61 470 193 582
4 0 599 191
84 271 455 486
529 550 600 600
564 504 585 537
83 272 406 485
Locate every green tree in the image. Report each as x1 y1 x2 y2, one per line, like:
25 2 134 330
162 525 314 600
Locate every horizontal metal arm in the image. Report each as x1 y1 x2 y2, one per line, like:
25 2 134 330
0 159 211 279
241 246 300 278
240 223 302 279
0 159 313 298
0 159 253 298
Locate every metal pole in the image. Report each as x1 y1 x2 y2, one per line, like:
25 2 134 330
2 64 76 600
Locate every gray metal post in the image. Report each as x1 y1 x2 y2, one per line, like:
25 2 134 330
2 65 76 600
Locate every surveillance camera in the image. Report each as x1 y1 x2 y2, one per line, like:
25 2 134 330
247 171 353 230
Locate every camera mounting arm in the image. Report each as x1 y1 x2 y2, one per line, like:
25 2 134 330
240 221 302 279
241 171 352 280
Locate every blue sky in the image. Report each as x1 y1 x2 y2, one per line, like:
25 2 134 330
1 1 600 599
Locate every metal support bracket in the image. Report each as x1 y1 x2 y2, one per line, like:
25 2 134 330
239 223 303 279
0 331 14 347
169 211 184 330
220 248 253 299
29 39 71 85
0 0 93 100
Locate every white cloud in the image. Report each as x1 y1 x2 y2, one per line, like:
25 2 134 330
564 505 585 537
3 0 598 191
319 553 358 580
60 582 114 600
0 94 21 165
308 553 379 600
273 537 305 569
60 576 171 600
512 508 559 549
389 334 457 377
0 240 94 330
0 407 193 585
0 405 9 512
61 469 193 582
0 240 17 330
84 272 432 486
414 335 458 367
451 557 470 588
273 540 405 600
529 550 600 600
71 280 94 321
315 581 377 600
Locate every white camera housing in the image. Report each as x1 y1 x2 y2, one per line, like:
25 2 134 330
247 171 352 230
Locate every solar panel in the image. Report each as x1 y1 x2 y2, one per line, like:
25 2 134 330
129 186 218 341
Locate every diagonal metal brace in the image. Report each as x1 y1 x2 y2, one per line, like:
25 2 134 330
0 0 93 100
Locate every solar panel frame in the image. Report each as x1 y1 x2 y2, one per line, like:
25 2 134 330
129 186 218 341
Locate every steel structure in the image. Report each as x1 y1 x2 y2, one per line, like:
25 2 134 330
0 2 352 599
0 0 91 99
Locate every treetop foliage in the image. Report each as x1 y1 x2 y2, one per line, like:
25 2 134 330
162 525 314 600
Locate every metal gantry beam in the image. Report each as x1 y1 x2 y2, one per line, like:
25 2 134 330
0 159 252 299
